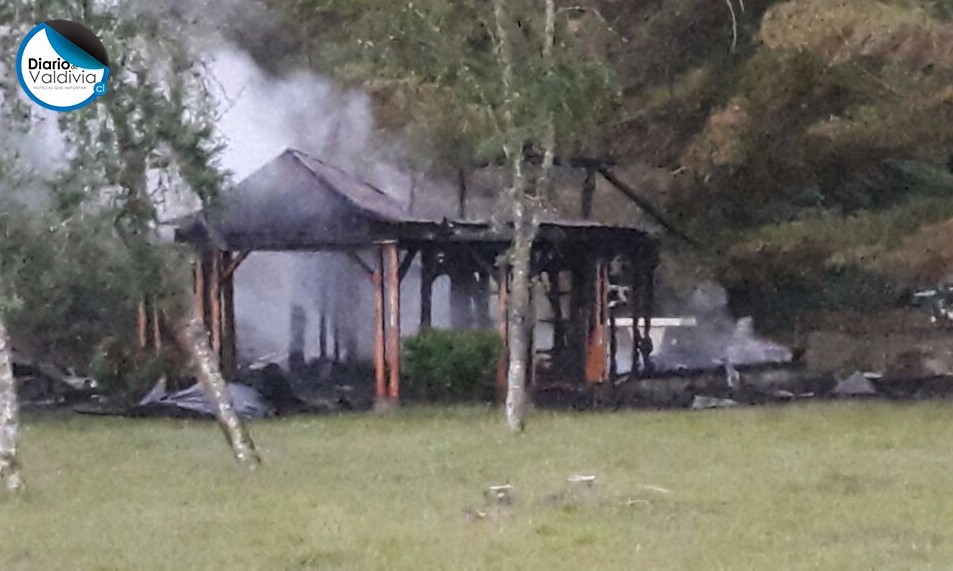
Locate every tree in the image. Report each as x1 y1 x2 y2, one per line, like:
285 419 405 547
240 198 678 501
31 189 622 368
66 1 260 467
0 0 42 492
2 0 260 467
271 0 618 430
0 300 23 492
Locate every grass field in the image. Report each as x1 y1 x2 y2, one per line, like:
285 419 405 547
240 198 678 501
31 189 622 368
2 402 953 570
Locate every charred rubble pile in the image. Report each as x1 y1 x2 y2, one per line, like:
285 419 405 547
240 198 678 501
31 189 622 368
533 359 953 411
123 358 376 419
15 354 378 419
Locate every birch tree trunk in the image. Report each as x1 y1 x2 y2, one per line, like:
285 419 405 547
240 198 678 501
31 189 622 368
539 0 557 203
494 0 540 431
173 317 261 467
0 312 24 492
506 208 533 432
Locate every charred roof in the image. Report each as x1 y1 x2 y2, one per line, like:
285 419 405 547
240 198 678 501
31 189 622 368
174 148 657 253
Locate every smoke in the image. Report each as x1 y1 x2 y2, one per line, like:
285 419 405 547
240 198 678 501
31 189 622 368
652 282 792 371
0 84 65 210
206 44 434 366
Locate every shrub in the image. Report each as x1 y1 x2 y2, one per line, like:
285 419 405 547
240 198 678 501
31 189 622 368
402 330 502 402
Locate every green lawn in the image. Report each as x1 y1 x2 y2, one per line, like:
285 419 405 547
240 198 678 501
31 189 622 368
2 402 953 570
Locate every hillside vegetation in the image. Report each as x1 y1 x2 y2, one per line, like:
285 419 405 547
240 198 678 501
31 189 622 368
259 0 953 327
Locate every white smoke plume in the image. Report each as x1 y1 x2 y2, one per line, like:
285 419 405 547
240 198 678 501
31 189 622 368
652 282 792 371
206 44 433 367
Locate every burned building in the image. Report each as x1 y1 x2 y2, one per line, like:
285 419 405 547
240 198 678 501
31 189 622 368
173 149 660 406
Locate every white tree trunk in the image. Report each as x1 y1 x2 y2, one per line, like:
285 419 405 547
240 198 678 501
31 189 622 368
494 0 533 431
174 317 261 467
505 224 532 431
0 313 24 492
539 0 557 203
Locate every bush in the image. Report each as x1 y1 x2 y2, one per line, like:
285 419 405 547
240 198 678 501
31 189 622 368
87 337 190 396
402 330 502 402
0 203 195 395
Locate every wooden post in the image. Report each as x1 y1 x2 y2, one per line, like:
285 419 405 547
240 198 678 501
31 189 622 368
630 254 644 376
385 243 401 402
450 267 476 330
609 310 618 381
568 257 590 384
209 250 222 360
373 247 387 403
457 169 468 219
153 303 163 357
193 252 206 324
137 299 148 351
585 258 609 384
475 269 491 329
332 320 341 362
221 251 237 379
547 270 565 354
495 265 509 400
420 248 434 331
641 261 655 373
581 168 596 218
318 314 328 359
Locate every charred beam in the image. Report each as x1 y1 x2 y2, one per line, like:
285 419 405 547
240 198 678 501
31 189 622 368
221 251 237 378
345 250 374 278
210 251 223 359
457 168 468 219
598 168 696 246
420 248 435 331
398 246 418 282
581 168 596 219
221 250 251 281
193 252 207 324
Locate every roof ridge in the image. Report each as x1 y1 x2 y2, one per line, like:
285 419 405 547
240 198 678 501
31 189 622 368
284 148 409 221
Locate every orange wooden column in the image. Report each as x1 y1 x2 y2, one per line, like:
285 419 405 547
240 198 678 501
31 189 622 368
585 258 609 384
193 251 207 323
385 243 401 402
221 251 237 379
372 247 387 403
137 299 148 351
209 250 222 359
153 303 162 356
495 265 509 400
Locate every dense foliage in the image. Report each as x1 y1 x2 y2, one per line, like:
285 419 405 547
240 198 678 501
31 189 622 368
260 0 953 327
403 330 502 402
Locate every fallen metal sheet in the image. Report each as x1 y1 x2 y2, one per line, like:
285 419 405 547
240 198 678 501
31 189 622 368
139 379 274 419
